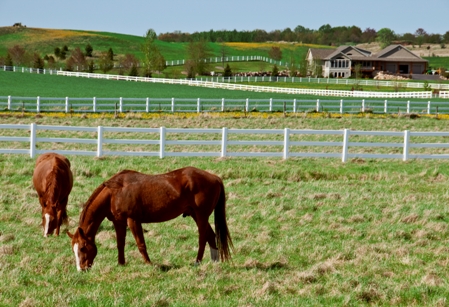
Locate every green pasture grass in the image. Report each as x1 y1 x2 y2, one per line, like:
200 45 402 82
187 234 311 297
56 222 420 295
2 114 449 306
0 70 303 99
424 57 449 70
1 71 446 105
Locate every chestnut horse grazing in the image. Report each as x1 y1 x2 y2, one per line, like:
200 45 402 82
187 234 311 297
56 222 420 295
68 167 233 271
32 153 73 237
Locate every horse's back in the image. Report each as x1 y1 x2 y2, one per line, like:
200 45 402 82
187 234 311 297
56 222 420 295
105 167 223 222
33 153 73 202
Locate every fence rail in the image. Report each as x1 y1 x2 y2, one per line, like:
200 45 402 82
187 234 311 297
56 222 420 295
2 95 449 114
1 124 449 161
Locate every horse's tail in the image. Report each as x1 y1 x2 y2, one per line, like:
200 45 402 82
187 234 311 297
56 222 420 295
214 181 234 262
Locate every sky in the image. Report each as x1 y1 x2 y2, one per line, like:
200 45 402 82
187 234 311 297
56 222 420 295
1 0 448 37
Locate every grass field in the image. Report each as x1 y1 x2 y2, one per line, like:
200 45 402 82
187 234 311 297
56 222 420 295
2 115 449 306
1 70 446 105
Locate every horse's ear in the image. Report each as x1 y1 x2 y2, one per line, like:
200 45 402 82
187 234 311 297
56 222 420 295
67 230 74 239
78 227 87 239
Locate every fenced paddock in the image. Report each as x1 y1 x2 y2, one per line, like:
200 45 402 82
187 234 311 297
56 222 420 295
3 64 449 92
2 95 449 114
1 123 449 162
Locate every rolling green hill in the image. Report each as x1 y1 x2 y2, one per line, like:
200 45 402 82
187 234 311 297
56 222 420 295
0 26 328 64
1 26 446 76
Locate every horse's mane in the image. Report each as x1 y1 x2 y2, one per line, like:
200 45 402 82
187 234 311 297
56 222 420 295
79 182 106 224
79 170 136 224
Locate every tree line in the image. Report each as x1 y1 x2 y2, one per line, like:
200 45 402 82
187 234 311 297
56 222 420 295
158 25 449 47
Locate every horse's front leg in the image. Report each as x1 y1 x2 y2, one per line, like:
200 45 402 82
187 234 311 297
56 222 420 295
127 218 151 264
113 220 127 265
55 209 62 236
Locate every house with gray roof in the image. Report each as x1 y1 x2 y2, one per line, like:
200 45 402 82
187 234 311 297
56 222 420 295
306 45 428 78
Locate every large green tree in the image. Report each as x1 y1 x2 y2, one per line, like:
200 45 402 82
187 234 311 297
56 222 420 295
185 39 212 76
377 28 396 48
141 28 166 77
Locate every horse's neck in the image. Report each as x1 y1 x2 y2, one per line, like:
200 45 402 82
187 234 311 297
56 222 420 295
80 189 110 239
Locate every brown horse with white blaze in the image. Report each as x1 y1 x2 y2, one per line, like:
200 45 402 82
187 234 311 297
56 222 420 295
68 167 233 271
32 153 73 237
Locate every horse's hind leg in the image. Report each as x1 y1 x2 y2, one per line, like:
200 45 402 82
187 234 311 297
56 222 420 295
113 220 127 265
55 209 62 236
127 218 151 264
192 214 218 263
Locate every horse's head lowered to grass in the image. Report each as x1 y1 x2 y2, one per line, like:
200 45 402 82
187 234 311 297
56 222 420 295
32 153 73 237
67 167 233 271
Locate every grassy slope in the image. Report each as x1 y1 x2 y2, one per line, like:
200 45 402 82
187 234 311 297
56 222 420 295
0 27 320 63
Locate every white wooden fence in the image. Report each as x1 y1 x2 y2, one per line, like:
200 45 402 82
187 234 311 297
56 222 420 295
3 65 449 93
3 95 449 114
4 95 449 114
52 71 436 99
2 123 449 162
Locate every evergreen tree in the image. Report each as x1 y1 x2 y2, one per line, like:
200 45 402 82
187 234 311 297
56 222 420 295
129 65 138 76
33 53 44 70
223 64 232 77
5 53 13 66
272 64 279 76
107 48 114 61
54 47 61 58
85 44 93 57
88 60 95 73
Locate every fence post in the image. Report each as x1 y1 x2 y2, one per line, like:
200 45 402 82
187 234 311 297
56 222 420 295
97 126 103 157
269 98 273 112
406 101 410 114
246 98 249 112
340 99 344 114
293 99 297 113
221 127 228 158
7 95 11 110
427 101 431 114
221 98 225 112
119 97 123 113
197 98 201 113
146 98 150 113
171 98 175 113
30 123 36 158
362 99 365 112
316 99 320 112
37 96 40 113
160 126 166 159
342 129 350 163
65 97 69 113
93 97 97 112
403 130 410 161
384 100 388 114
283 128 290 160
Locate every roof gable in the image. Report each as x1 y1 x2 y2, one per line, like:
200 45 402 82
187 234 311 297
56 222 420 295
326 45 371 59
308 48 334 60
375 45 422 60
